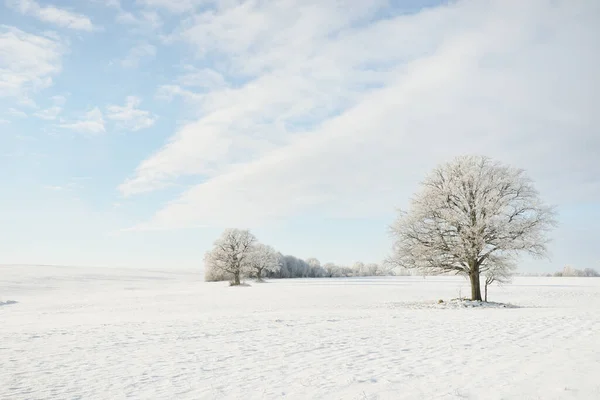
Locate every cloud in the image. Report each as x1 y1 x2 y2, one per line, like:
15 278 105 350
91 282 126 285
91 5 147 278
0 26 65 101
59 107 105 134
120 43 156 68
176 65 228 90
106 96 156 131
42 185 63 191
7 108 28 118
116 10 162 31
105 0 162 32
123 0 429 195
102 0 121 8
42 178 84 192
56 97 155 135
121 0 600 230
136 0 206 14
155 84 202 102
154 65 227 103
6 0 94 31
33 95 66 120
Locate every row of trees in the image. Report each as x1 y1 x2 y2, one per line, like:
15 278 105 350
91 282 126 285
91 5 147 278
265 257 395 279
204 229 394 285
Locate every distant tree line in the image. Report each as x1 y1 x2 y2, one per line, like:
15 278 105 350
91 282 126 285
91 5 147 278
552 266 600 277
264 257 396 280
204 229 396 284
514 266 600 277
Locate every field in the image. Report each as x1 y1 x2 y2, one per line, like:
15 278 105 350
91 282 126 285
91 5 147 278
1 266 599 399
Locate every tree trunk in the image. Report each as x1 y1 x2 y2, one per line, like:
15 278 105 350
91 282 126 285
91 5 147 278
233 271 241 286
484 281 488 302
256 267 263 281
469 271 482 301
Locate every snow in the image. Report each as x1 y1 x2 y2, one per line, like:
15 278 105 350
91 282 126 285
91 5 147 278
2 266 599 399
387 299 520 309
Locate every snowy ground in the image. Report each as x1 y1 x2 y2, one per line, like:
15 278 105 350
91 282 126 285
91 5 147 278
1 266 599 400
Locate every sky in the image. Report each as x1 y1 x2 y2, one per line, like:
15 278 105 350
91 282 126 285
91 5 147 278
0 0 598 272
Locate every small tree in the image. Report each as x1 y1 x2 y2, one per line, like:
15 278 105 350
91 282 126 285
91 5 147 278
204 229 257 285
483 256 513 302
248 244 281 281
388 155 556 301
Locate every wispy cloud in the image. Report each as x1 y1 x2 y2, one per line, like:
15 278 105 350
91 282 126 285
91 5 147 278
0 26 65 101
116 10 162 31
42 184 63 191
7 108 28 118
176 65 228 90
59 107 105 134
120 0 600 230
120 43 156 68
33 95 66 120
106 96 156 131
102 0 121 8
136 0 204 14
103 0 162 32
41 178 86 194
6 0 95 31
155 84 202 103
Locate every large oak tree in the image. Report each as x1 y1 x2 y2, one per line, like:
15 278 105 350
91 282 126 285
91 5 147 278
388 155 556 301
204 229 257 286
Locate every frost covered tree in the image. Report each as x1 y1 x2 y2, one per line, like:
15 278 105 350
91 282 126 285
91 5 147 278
204 229 257 286
248 244 281 281
353 262 365 275
483 256 513 302
306 258 325 277
204 263 229 282
555 266 600 277
365 263 382 276
306 258 321 269
323 262 339 278
388 155 556 301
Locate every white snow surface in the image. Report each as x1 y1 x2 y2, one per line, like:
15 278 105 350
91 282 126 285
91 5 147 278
1 266 599 400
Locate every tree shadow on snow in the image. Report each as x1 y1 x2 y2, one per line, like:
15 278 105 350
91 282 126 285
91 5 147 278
385 299 522 310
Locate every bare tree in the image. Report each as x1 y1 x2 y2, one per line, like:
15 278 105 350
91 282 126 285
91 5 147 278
483 256 513 302
388 155 556 301
248 243 281 281
204 229 257 286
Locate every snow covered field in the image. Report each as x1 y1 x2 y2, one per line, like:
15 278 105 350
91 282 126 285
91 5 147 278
1 266 599 400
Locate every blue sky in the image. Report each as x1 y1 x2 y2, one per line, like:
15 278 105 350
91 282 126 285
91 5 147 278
1 0 598 272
